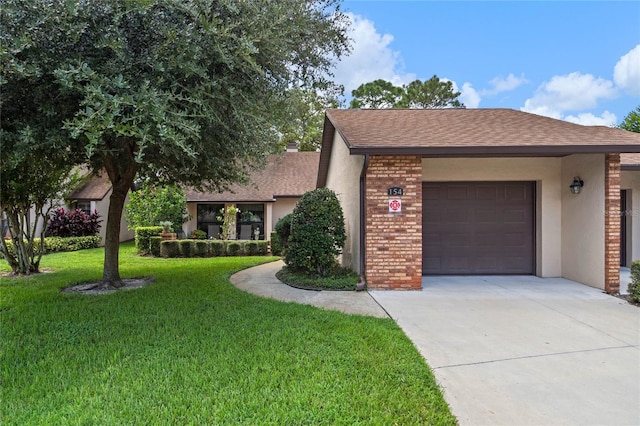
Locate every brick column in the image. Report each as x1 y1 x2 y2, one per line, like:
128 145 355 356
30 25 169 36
604 153 621 294
365 155 422 290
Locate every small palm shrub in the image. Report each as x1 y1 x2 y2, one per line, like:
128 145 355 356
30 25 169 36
285 188 346 277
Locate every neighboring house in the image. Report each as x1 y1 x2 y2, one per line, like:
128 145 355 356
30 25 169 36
318 108 640 292
66 172 135 244
183 149 319 240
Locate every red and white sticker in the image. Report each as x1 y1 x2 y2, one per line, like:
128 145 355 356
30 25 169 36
389 199 402 213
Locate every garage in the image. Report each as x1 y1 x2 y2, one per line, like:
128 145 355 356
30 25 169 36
423 181 535 275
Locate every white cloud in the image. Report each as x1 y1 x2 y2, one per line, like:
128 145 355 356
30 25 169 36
457 82 481 108
564 111 617 126
482 73 528 96
521 72 617 119
332 13 416 95
613 44 640 96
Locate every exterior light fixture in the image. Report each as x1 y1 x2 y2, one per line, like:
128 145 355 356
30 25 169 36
569 177 584 194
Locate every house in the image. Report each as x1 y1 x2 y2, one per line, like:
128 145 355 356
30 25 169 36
317 108 640 293
183 149 320 240
66 172 135 244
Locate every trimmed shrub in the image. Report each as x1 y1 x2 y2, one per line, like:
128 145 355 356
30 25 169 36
245 241 259 256
629 261 640 303
3 236 101 257
274 214 292 254
226 241 242 256
270 232 283 256
194 240 209 257
135 226 163 255
209 240 225 256
256 240 268 255
179 240 193 257
149 237 162 257
285 188 345 277
160 240 180 258
190 229 207 239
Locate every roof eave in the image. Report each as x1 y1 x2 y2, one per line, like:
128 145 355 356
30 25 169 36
348 145 640 156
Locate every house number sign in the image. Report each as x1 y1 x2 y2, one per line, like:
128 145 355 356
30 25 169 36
387 187 404 196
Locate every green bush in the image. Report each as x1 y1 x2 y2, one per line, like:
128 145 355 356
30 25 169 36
226 241 242 256
160 240 180 258
149 237 162 257
256 240 268 255
179 240 193 257
194 240 209 257
209 240 225 256
135 226 163 254
190 229 207 240
629 261 640 303
274 214 292 254
285 188 345 277
2 236 101 258
270 232 283 256
245 241 259 256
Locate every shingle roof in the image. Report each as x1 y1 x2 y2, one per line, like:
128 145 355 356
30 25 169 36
324 108 640 154
621 153 640 169
186 152 320 202
68 172 112 200
318 108 640 186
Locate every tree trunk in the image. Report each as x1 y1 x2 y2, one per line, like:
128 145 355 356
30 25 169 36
101 146 139 289
101 186 128 288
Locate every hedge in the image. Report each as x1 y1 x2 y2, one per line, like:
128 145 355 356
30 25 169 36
135 226 163 255
629 261 640 303
2 236 101 257
157 239 269 258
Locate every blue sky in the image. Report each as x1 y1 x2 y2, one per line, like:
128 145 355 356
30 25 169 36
331 1 640 126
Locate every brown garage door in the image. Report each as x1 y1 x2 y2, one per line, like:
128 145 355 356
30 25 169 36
423 181 535 275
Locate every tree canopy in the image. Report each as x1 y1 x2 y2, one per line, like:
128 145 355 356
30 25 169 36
1 0 350 286
349 76 464 109
618 106 640 133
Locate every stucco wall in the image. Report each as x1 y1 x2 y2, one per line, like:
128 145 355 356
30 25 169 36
324 132 364 273
272 198 299 230
422 157 563 277
621 170 640 264
561 154 605 289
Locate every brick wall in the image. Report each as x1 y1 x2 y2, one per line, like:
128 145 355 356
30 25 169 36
604 153 621 294
365 155 422 289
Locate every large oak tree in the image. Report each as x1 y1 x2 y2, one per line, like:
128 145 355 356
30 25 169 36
1 0 350 287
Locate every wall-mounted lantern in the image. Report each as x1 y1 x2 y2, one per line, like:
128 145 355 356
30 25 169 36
569 176 584 194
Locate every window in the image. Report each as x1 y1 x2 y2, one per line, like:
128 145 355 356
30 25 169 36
237 204 264 240
197 204 224 238
73 201 92 215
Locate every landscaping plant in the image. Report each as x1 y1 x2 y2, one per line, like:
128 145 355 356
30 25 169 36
46 208 101 237
285 188 346 277
629 260 640 303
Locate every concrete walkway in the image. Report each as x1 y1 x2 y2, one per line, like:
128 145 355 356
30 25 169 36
371 276 640 426
229 260 388 318
231 262 640 425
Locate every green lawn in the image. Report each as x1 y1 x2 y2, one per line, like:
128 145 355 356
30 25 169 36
0 243 456 425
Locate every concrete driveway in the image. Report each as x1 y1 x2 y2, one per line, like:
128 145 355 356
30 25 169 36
370 276 640 426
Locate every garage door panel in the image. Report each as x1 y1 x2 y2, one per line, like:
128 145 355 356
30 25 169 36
423 181 534 275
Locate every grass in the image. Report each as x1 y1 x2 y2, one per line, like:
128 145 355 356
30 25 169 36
1 242 456 425
276 265 361 291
